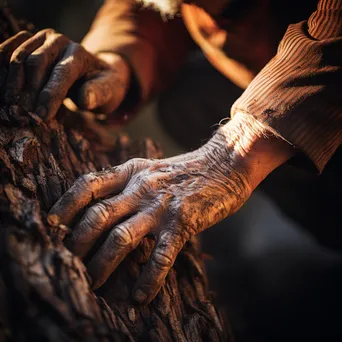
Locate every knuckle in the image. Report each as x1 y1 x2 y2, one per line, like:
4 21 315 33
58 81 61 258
52 64 71 79
18 30 30 36
14 30 31 41
76 172 98 188
130 157 148 165
80 203 109 234
160 230 184 248
70 42 84 56
89 202 110 223
121 159 141 182
122 159 135 170
80 213 95 232
126 158 150 171
184 223 197 238
110 225 133 249
26 53 47 68
100 199 115 215
10 49 26 64
40 28 57 36
144 210 159 226
137 175 149 188
123 158 138 173
0 31 27 52
52 33 69 46
134 175 154 195
152 250 173 270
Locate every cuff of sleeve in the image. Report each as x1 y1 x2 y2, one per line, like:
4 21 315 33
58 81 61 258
231 20 342 174
231 106 342 174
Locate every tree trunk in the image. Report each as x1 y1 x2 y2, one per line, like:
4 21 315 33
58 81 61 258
0 9 232 342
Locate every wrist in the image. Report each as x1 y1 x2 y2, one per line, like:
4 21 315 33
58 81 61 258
213 112 295 189
95 52 142 120
96 52 130 74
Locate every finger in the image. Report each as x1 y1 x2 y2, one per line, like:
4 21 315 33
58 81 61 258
0 31 32 64
0 31 32 87
4 30 47 103
66 192 139 258
133 230 185 304
48 162 134 226
87 208 161 289
25 32 69 109
35 42 88 120
75 69 128 114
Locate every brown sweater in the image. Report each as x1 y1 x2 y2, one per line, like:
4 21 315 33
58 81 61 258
82 0 342 173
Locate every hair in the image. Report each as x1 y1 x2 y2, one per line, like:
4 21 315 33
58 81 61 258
136 0 183 16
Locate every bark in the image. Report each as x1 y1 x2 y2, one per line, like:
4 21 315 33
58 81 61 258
0 9 232 342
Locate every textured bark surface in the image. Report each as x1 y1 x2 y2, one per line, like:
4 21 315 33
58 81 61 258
0 9 232 342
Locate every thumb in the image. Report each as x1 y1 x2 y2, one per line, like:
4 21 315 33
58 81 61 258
76 67 130 114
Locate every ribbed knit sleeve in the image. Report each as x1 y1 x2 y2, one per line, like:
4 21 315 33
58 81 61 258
231 0 342 173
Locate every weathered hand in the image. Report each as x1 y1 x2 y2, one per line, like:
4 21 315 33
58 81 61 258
48 113 293 304
0 29 130 120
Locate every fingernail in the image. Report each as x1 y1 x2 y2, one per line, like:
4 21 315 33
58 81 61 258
36 105 47 119
134 289 147 303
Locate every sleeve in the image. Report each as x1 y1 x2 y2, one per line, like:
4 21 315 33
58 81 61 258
81 0 191 102
231 0 342 173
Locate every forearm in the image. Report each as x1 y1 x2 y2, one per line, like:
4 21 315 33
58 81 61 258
231 0 342 173
82 0 191 102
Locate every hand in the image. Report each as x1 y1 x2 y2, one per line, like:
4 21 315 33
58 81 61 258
48 113 293 304
0 29 130 120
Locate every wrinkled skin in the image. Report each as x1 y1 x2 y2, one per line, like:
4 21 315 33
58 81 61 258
1 29 292 305
48 129 253 304
0 29 130 119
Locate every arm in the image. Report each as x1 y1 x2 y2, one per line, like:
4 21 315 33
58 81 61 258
48 112 294 303
232 0 342 173
0 1 191 120
82 0 191 103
